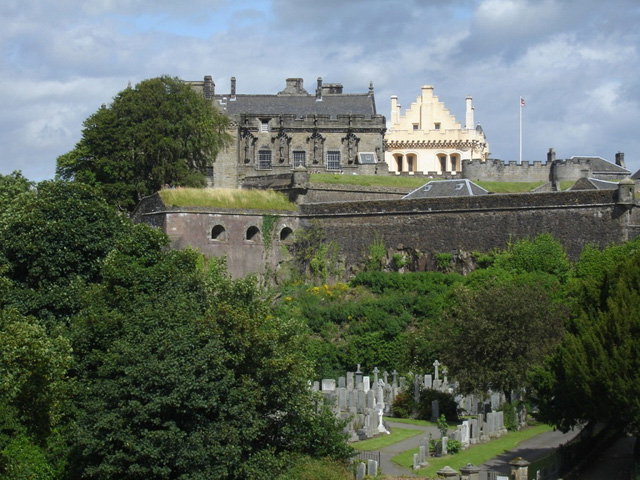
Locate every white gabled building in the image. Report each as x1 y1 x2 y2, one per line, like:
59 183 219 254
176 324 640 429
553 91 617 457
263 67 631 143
385 85 489 175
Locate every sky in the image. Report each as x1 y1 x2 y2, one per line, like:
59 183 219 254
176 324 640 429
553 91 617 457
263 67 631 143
2 0 640 181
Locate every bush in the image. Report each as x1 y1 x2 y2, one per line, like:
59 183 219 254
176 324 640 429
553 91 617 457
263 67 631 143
416 390 458 422
391 391 416 418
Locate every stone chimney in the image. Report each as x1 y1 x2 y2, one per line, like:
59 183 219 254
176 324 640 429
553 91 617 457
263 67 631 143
616 151 626 168
390 95 400 126
465 95 474 129
316 77 322 101
230 77 236 101
278 78 308 95
203 75 214 99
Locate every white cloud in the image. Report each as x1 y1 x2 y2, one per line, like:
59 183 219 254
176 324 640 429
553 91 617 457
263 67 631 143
1 0 640 180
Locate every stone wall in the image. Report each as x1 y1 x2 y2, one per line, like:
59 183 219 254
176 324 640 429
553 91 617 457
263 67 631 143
299 189 640 266
134 187 640 279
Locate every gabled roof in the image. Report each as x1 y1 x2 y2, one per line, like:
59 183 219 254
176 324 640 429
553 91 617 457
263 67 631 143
568 177 619 191
403 179 489 199
214 94 377 118
567 156 629 174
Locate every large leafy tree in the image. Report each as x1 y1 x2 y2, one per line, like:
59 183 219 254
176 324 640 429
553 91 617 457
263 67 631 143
56 76 230 211
67 227 350 479
0 171 33 210
0 180 128 325
441 271 567 397
532 240 640 433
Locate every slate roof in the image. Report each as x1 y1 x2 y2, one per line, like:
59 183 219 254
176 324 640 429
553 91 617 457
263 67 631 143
403 179 489 199
567 156 629 175
214 94 377 118
568 177 619 191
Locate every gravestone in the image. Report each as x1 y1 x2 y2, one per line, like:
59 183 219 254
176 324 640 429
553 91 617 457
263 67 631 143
425 374 433 389
367 459 377 477
363 376 370 393
347 372 354 390
321 379 336 392
413 453 420 470
356 462 366 480
431 399 440 422
442 436 448 455
338 376 345 388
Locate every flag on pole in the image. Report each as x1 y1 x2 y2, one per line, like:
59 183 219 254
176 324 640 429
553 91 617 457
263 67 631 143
520 97 526 107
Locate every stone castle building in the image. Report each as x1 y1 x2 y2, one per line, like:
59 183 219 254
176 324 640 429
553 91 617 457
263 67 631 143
385 85 489 176
187 76 388 188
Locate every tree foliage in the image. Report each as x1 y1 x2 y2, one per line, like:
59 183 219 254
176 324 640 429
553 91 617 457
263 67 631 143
441 271 567 397
56 76 230 211
0 171 33 210
532 241 640 433
0 181 128 324
67 234 350 479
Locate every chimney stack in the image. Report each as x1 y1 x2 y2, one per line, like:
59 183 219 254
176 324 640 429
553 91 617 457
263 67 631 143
615 151 625 168
203 75 214 99
230 77 236 101
316 77 322 101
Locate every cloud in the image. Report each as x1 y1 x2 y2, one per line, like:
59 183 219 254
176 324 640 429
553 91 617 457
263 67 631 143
1 0 640 181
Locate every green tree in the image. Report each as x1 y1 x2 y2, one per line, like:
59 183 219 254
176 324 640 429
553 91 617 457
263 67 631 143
532 245 640 433
493 233 571 281
441 272 567 397
0 181 128 324
67 232 350 479
0 309 72 478
56 76 230 211
0 171 33 210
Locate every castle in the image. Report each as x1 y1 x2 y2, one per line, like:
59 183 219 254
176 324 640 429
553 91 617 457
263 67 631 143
132 77 639 279
186 76 388 189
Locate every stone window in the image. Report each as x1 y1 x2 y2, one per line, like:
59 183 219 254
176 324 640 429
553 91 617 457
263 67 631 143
413 124 419 131
246 226 260 241
260 120 270 132
434 123 441 130
211 224 226 241
327 150 341 171
280 227 293 242
293 151 306 168
205 165 214 177
439 154 447 172
258 150 272 170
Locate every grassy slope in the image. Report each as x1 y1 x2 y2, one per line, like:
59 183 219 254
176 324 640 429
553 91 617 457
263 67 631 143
351 427 422 451
159 187 297 211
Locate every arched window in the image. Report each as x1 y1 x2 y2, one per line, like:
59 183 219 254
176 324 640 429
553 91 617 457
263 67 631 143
407 154 417 173
394 154 403 172
450 154 460 173
439 155 447 172
280 227 293 242
246 226 260 241
211 224 226 241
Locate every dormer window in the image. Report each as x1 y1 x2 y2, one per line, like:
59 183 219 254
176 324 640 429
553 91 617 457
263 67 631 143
260 120 270 132
434 123 441 130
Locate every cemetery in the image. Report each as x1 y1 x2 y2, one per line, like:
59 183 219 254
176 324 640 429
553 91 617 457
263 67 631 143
314 361 522 478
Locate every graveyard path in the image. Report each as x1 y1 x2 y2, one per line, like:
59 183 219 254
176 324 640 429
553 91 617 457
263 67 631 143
568 433 635 480
481 427 580 475
377 420 440 478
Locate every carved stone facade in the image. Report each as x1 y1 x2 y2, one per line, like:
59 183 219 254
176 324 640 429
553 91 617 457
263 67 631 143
385 85 489 175
188 76 388 188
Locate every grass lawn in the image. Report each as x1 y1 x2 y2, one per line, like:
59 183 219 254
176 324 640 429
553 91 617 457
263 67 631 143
392 424 553 478
351 428 422 451
159 187 297 211
310 174 550 193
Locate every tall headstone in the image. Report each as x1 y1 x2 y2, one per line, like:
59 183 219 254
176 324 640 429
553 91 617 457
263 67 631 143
431 399 440 422
346 372 354 390
433 359 440 380
356 462 366 480
442 436 448 455
372 366 379 386
363 376 370 393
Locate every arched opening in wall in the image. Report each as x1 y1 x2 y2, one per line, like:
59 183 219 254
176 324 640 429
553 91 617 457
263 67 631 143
394 154 404 172
439 155 447 172
407 154 417 173
450 154 460 173
211 224 227 241
246 226 260 241
280 227 293 243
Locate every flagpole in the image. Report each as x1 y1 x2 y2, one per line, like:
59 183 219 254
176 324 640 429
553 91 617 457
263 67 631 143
519 96 522 164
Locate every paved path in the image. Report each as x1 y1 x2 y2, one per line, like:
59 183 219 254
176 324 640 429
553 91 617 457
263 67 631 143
375 420 439 478
480 427 580 475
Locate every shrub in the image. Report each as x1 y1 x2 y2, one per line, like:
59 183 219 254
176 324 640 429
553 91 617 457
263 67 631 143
416 390 458 422
391 391 415 418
